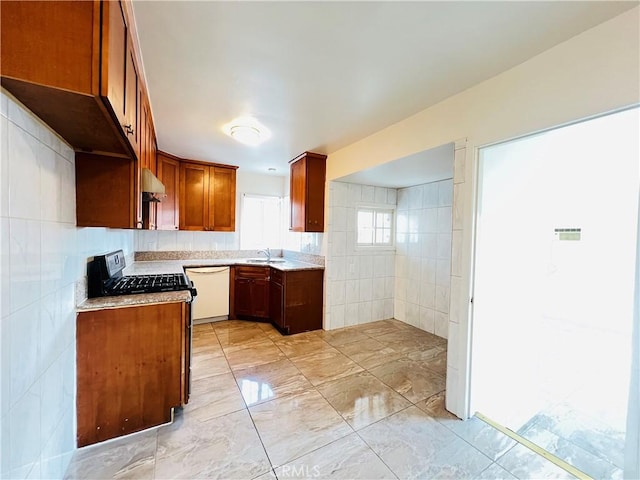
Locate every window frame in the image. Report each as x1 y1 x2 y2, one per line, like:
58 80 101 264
239 193 283 250
354 203 396 251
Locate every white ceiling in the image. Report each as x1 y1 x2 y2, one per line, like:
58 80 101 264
337 142 454 188
132 1 634 177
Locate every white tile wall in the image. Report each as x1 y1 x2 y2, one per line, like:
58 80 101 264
135 229 241 252
446 142 469 418
395 179 453 338
324 181 395 330
1 90 135 479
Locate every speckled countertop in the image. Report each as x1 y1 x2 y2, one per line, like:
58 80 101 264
77 291 192 312
76 256 323 312
124 257 324 276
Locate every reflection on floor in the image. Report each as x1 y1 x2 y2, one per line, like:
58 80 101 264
510 315 628 480
516 403 624 480
64 319 575 479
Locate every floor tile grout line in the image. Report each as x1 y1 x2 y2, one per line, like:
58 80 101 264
224 326 281 477
476 412 591 480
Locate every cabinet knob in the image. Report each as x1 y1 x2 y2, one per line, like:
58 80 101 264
123 124 135 136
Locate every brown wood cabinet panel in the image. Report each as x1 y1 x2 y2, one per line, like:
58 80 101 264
0 0 136 157
123 42 140 155
289 152 327 232
0 1 99 95
179 162 210 231
210 167 236 231
269 268 324 335
157 152 180 230
76 153 136 228
102 0 127 127
234 266 270 320
178 160 237 232
290 157 307 232
269 276 285 330
76 302 187 447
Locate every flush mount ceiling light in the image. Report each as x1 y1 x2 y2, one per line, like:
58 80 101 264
223 117 271 146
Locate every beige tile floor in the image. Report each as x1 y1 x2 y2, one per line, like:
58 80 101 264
64 319 574 479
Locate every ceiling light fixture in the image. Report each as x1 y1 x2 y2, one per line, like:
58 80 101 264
223 117 271 146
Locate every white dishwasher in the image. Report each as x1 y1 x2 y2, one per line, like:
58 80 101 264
185 267 230 324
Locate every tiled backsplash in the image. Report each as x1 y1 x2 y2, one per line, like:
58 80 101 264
135 224 323 256
1 90 135 479
395 179 453 338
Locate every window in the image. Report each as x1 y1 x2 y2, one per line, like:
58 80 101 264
240 194 282 250
357 207 394 247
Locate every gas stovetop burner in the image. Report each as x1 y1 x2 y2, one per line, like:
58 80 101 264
109 273 190 295
87 250 197 298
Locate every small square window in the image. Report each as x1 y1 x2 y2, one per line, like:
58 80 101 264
356 207 394 247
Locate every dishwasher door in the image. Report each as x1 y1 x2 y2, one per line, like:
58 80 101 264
185 267 230 323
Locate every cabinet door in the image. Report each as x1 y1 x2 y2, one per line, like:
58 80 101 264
1 1 98 95
76 302 184 447
234 278 254 317
305 156 326 231
251 279 270 319
179 162 210 231
102 0 127 127
210 167 236 231
157 154 179 230
123 39 140 155
76 152 136 228
284 270 324 335
269 280 285 331
289 157 306 232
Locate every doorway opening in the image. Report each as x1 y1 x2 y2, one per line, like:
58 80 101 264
470 107 639 478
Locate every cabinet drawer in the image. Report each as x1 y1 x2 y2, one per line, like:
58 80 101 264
270 268 284 286
235 266 270 280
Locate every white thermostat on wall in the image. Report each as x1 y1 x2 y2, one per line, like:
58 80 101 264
554 228 581 241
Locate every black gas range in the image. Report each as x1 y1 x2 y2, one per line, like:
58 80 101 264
87 250 197 298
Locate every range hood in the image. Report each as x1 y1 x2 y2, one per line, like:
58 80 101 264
141 168 166 202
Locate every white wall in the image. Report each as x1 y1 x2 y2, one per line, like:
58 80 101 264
325 8 640 419
324 182 396 330
0 90 135 479
394 179 453 338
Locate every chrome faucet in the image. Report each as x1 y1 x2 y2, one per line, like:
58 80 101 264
257 247 271 261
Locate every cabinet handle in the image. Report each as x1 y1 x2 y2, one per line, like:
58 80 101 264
123 124 135 136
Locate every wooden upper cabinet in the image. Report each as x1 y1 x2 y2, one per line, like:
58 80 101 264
123 44 140 155
289 152 327 232
0 0 146 158
157 153 180 231
102 0 127 129
76 152 136 228
211 167 237 231
179 160 237 232
179 162 210 231
0 1 99 94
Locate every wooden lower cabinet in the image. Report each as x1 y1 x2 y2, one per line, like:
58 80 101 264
76 301 190 447
234 266 270 319
269 268 323 335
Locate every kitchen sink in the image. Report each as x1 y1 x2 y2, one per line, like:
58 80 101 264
245 258 286 264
